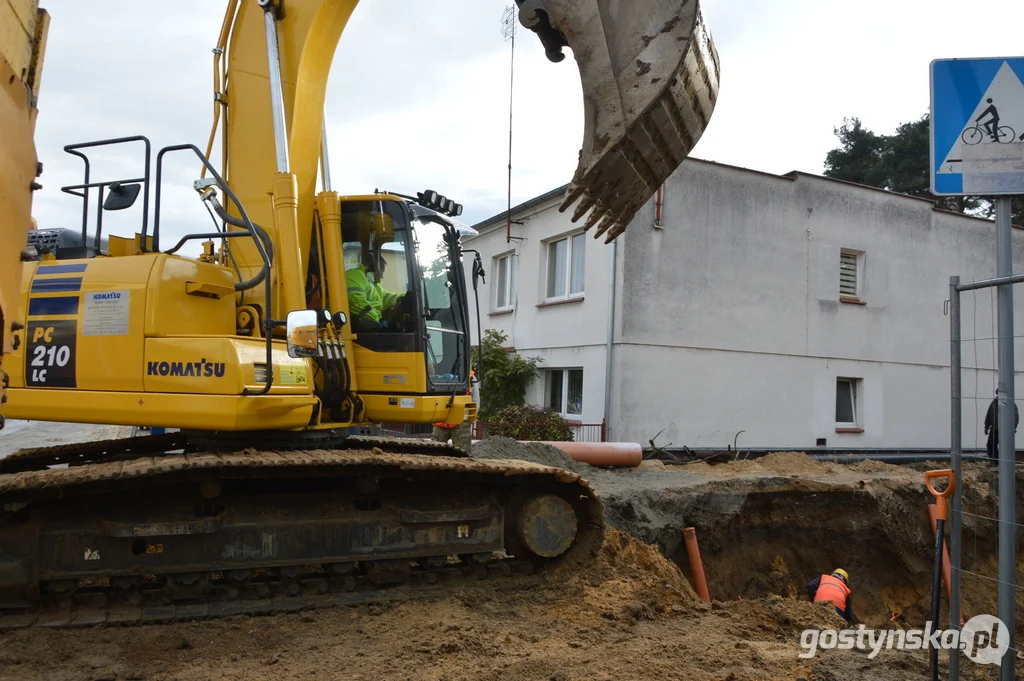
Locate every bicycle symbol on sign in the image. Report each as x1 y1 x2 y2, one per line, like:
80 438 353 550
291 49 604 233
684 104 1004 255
961 98 1017 145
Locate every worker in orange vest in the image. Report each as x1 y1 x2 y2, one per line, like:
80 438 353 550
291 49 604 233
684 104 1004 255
431 370 475 453
806 568 854 622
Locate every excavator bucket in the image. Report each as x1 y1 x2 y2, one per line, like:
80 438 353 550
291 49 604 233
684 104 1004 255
517 0 719 242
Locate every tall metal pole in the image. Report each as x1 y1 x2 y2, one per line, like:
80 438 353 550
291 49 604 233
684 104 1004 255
503 6 516 244
320 117 333 192
949 275 962 681
262 7 290 174
994 196 1016 680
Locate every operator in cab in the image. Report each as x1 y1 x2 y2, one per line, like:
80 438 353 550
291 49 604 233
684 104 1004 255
345 242 405 332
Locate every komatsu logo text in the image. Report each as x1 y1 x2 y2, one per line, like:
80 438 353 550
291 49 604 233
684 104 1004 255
93 292 121 300
147 359 226 378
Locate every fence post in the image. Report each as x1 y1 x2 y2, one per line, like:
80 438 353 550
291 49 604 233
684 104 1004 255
601 419 607 442
994 198 1016 681
949 276 963 681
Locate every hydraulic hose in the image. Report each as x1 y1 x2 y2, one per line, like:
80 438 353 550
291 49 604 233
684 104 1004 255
209 198 275 291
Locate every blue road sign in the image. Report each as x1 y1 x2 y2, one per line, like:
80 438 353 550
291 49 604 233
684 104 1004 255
930 57 1024 196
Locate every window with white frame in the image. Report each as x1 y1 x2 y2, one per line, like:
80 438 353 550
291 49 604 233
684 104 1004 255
545 232 586 301
493 252 516 311
547 368 583 417
835 377 862 429
839 249 864 302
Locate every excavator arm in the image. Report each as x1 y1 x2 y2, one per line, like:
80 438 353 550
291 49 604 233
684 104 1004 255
0 1 48 422
211 0 719 313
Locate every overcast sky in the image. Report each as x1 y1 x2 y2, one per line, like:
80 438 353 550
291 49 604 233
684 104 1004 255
28 0 1024 252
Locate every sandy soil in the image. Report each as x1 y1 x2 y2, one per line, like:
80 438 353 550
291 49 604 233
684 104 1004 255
0 529 983 681
0 436 1016 680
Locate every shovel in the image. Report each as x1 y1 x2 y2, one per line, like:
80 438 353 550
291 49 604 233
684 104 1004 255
924 468 956 681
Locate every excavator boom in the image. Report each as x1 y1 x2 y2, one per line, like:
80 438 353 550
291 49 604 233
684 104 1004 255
0 0 48 418
518 0 720 241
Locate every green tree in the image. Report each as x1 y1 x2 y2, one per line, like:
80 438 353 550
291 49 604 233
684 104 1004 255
821 113 1024 220
823 117 887 188
471 329 542 419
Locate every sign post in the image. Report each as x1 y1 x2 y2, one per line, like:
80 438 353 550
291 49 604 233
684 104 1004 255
931 56 1024 681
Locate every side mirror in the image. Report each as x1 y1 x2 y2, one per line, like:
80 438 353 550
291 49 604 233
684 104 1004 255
286 310 320 358
103 182 142 211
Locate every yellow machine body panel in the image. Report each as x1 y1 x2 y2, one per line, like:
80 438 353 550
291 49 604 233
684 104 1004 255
3 250 473 430
3 254 319 430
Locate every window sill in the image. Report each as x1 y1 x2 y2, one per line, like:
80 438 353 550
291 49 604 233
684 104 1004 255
537 296 584 309
488 309 514 317
840 296 866 306
835 427 865 434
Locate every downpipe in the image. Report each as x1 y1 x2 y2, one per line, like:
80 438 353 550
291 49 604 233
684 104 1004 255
603 239 616 440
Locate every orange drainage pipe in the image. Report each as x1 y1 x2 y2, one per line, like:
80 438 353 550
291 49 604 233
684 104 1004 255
682 527 711 603
927 503 966 627
536 441 643 467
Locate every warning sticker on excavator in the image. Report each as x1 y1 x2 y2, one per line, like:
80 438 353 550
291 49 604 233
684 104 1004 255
279 365 307 385
83 290 130 336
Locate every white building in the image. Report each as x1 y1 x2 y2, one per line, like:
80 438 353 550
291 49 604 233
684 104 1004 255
463 158 1024 450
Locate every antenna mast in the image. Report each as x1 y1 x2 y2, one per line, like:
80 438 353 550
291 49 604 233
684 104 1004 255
501 5 517 244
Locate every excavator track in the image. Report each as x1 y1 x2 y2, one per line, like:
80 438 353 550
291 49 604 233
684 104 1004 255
0 436 605 630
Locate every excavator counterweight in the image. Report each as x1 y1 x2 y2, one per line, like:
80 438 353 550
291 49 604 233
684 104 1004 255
518 0 720 241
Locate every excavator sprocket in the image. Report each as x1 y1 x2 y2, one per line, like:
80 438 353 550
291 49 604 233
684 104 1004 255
517 0 720 241
0 434 604 630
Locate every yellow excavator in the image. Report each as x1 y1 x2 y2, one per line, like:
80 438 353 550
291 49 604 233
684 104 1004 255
0 0 719 628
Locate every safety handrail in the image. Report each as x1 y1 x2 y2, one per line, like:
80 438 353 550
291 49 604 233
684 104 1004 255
61 135 152 255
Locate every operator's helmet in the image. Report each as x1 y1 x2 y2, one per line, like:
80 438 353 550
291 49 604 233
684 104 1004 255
831 568 850 584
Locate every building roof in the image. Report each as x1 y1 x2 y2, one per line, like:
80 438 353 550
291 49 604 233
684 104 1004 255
471 183 570 234
470 157 1021 234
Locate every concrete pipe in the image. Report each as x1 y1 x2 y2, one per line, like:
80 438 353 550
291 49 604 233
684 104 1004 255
536 441 643 467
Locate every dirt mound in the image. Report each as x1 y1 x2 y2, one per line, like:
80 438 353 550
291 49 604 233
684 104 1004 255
849 458 906 473
681 450 837 477
471 436 593 477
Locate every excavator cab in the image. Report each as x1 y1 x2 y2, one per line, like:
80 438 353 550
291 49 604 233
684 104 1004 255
296 191 473 422
340 197 471 387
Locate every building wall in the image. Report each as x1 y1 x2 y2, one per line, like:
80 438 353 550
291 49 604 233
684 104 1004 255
466 159 1024 450
463 195 613 425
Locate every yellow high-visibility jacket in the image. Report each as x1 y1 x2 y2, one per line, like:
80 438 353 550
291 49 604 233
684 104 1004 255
345 264 401 322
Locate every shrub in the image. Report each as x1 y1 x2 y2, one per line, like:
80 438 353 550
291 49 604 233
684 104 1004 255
472 329 542 419
486 404 574 441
